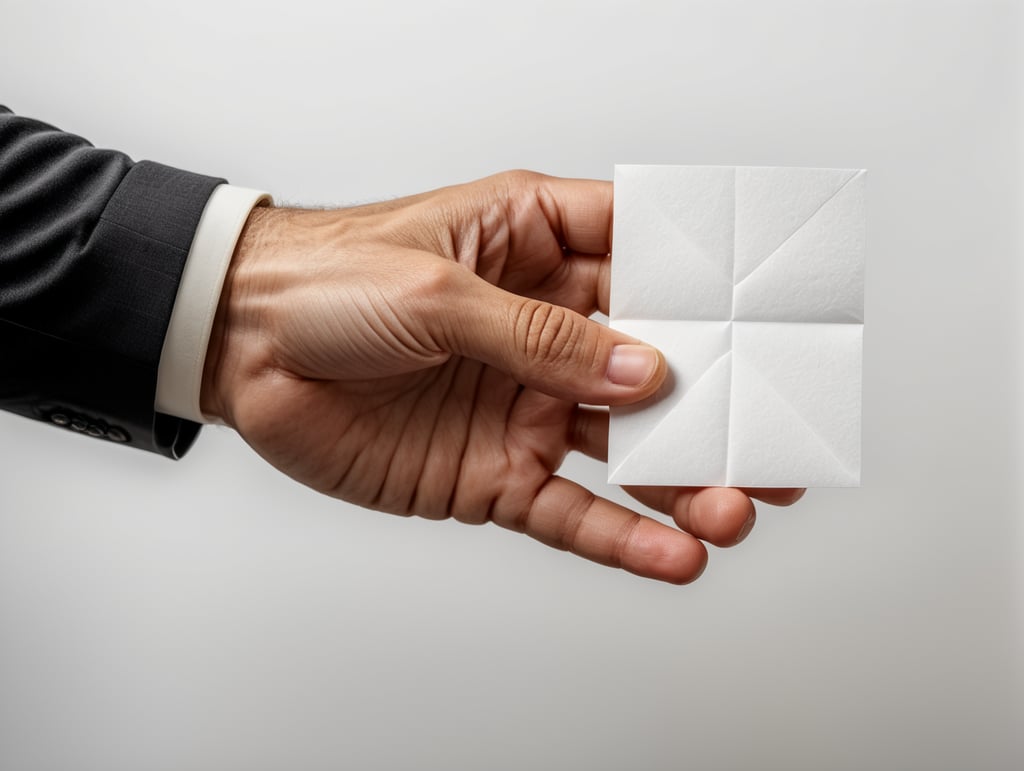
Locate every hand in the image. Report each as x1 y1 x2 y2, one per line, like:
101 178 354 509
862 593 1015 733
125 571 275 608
201 171 804 584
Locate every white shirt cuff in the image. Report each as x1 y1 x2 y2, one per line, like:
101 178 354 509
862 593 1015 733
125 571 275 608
155 184 272 423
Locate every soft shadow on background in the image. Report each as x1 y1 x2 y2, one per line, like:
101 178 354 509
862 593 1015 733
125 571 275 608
1 1 1021 769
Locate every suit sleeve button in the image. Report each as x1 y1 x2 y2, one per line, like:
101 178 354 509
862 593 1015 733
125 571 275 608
51 413 71 426
70 418 88 432
106 427 129 443
86 424 104 437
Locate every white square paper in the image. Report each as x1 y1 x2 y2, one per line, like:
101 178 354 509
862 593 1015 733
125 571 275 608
608 165 865 487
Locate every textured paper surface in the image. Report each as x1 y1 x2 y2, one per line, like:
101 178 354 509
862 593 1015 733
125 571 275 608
608 166 865 487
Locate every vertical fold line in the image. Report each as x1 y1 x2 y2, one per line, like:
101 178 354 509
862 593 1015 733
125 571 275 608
730 166 739 321
723 331 735 485
725 167 738 484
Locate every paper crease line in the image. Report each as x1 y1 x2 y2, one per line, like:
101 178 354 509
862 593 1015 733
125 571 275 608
644 194 733 284
733 169 861 287
609 349 732 480
737 356 858 481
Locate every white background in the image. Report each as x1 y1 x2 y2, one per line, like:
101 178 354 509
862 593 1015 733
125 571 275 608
1 1 1021 769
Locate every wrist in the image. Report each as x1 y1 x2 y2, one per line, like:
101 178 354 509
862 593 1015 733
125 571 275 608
199 205 352 427
200 205 276 427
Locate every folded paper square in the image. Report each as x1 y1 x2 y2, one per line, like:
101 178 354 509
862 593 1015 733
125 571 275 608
608 166 865 487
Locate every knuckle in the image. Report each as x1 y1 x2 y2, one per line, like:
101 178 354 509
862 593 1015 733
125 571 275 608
417 508 451 522
452 506 488 526
400 259 469 348
568 409 587 452
497 169 543 193
414 258 460 298
557 490 594 553
412 260 470 319
513 299 588 365
610 514 644 570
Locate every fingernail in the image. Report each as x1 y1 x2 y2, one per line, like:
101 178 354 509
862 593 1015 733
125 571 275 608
607 344 659 386
735 512 756 545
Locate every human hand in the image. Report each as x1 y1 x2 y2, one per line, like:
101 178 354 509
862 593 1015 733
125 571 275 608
201 171 804 584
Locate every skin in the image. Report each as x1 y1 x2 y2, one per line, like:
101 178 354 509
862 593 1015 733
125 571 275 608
200 171 804 585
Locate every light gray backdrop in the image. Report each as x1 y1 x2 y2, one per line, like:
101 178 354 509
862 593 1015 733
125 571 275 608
1 1 1021 769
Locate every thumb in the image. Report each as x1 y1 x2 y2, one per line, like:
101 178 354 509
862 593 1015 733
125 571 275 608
439 271 667 406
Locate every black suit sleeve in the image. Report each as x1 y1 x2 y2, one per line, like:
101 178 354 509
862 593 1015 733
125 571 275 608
0 106 226 458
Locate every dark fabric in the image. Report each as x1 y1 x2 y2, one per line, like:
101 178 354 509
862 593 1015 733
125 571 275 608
0 106 225 457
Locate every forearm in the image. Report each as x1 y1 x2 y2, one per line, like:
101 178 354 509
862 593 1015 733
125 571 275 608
0 106 224 456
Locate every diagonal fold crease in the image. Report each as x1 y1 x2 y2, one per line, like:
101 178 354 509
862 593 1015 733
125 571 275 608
733 170 862 288
609 350 731 479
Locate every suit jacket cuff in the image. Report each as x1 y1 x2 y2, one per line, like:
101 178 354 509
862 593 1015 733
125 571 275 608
3 161 224 459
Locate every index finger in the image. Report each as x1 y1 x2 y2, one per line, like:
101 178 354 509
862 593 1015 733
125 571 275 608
534 174 614 256
473 171 612 255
